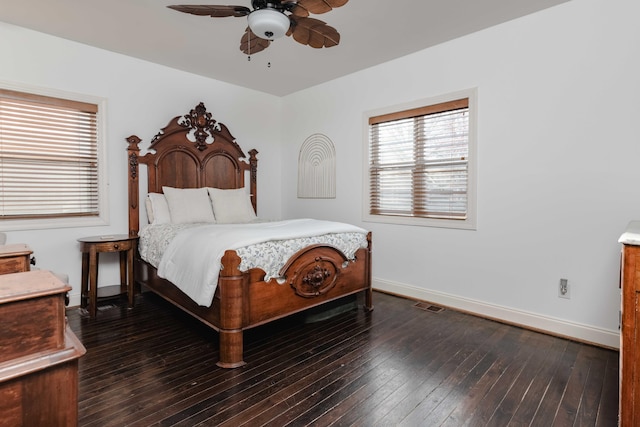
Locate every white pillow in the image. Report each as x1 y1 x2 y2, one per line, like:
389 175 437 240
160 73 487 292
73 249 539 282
145 193 171 224
144 197 154 224
207 187 257 224
162 186 216 223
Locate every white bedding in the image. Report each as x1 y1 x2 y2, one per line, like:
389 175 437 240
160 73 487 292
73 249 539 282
138 219 368 307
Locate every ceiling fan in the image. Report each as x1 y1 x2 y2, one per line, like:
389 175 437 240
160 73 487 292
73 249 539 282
168 0 349 56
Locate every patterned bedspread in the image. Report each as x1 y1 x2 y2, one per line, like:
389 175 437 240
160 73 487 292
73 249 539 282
138 219 368 306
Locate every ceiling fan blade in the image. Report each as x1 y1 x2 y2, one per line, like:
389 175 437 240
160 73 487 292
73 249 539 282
288 17 340 48
167 5 251 18
291 0 349 17
240 28 271 55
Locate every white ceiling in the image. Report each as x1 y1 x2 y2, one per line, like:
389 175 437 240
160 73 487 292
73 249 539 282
0 0 570 96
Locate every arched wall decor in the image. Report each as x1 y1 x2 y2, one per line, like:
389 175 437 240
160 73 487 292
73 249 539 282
298 133 336 199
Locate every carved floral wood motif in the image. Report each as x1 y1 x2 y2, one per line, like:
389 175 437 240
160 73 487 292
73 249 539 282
126 102 258 236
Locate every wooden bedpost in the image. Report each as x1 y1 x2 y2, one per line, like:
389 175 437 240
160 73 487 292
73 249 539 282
364 232 374 311
248 149 258 214
217 250 246 368
126 136 141 237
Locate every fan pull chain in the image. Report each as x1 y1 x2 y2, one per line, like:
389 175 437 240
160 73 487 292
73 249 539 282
244 30 272 67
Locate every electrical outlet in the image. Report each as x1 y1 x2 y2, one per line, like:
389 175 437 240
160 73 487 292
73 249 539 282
558 278 570 299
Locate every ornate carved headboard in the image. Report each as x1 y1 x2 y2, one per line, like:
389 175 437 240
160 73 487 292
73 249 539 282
126 102 258 236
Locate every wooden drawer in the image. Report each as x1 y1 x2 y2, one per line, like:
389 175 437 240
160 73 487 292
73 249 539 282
0 270 68 362
80 238 134 254
0 244 32 275
0 360 81 427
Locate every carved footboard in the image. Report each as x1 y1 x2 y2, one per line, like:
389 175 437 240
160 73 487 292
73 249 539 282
216 233 373 368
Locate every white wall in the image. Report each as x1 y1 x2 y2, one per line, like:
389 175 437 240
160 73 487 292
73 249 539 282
281 0 640 348
2 0 637 348
0 22 283 305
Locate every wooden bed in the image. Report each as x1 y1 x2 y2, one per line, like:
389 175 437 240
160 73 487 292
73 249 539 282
126 102 373 368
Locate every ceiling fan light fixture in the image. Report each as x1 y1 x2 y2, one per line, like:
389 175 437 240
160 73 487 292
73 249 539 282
247 9 290 40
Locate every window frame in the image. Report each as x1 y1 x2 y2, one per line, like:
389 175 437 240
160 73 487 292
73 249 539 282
0 81 108 231
363 89 477 230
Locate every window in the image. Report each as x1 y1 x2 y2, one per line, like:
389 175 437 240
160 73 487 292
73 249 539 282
364 90 476 229
0 85 107 230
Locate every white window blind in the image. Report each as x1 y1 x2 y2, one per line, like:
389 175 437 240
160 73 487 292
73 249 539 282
369 98 469 220
0 89 99 219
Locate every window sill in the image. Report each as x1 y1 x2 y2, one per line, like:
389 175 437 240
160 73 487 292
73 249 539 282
363 213 476 230
0 215 109 232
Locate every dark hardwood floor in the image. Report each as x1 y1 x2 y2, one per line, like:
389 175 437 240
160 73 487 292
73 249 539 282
67 291 619 426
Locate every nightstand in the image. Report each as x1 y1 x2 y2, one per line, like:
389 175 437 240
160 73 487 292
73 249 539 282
78 234 137 318
0 243 33 274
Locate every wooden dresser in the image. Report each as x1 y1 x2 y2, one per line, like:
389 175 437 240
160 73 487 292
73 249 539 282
0 244 32 275
0 270 86 426
619 221 640 426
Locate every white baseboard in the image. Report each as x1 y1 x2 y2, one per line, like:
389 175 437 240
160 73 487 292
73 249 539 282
66 279 620 349
68 292 81 308
373 278 620 350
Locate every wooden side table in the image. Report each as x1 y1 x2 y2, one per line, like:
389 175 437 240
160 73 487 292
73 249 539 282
78 234 137 318
0 244 33 274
